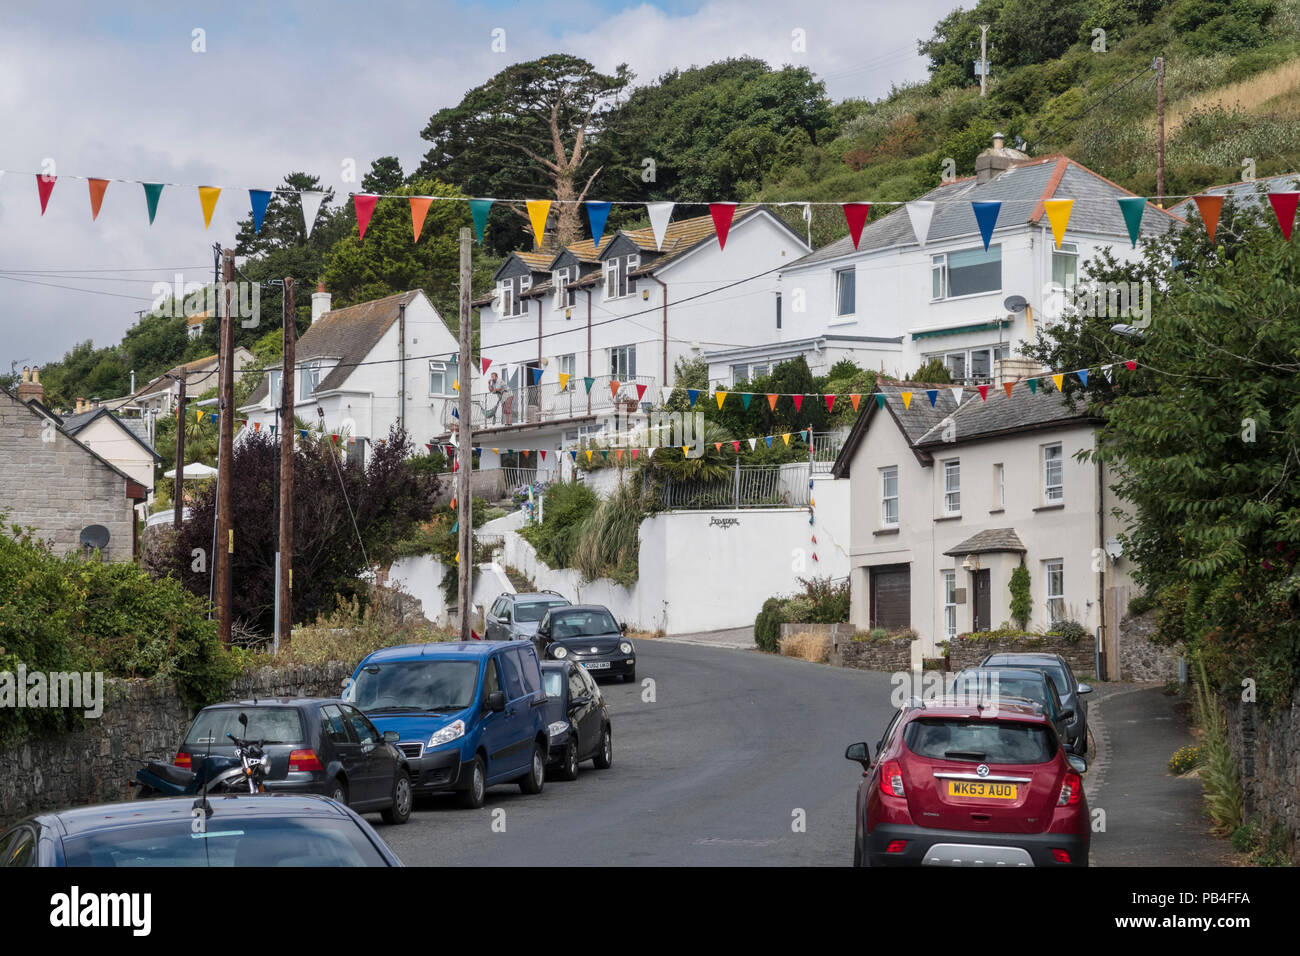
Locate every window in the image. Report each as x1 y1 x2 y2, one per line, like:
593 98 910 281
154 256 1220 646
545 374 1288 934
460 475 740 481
610 345 636 379
557 353 576 389
993 463 1005 509
931 245 1002 299
942 570 957 639
1043 443 1063 503
1052 242 1078 293
267 370 282 408
931 346 1009 384
482 659 501 699
775 292 782 329
835 267 856 316
513 647 541 698
943 459 961 515
496 274 531 317
300 361 321 399
880 466 899 526
731 361 771 385
428 360 450 396
1046 559 1065 623
320 704 353 745
497 650 525 700
342 705 378 746
604 254 638 300
345 437 366 468
552 266 577 310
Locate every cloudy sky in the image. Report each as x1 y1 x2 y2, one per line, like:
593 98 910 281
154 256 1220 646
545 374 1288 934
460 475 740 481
0 0 956 373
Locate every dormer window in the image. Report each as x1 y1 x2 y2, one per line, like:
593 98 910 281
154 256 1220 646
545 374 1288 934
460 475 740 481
604 254 639 300
553 266 577 310
496 274 531 318
300 361 322 399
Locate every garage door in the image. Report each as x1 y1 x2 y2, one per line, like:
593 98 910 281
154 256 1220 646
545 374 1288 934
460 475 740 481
870 564 911 630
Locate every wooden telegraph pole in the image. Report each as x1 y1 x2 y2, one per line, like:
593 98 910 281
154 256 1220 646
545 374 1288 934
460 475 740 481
215 249 235 646
277 278 296 651
457 227 473 641
173 375 186 530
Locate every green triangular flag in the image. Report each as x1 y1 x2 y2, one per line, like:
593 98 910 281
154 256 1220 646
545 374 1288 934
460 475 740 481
1117 196 1145 248
741 392 753 410
1028 378 1039 394
469 199 493 244
583 377 595 394
450 521 459 535
143 183 165 225
875 394 887 409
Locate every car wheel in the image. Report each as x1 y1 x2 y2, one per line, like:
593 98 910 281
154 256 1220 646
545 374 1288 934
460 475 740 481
381 771 413 825
556 737 580 781
457 755 486 809
592 724 613 770
329 778 349 807
519 741 545 794
623 668 636 684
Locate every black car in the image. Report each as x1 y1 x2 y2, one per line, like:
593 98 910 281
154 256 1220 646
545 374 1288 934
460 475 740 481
949 667 1073 747
173 698 412 824
534 604 637 682
484 591 571 642
540 661 613 779
0 793 404 867
980 652 1093 755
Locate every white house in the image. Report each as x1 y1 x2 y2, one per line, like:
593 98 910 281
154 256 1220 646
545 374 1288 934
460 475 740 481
714 138 1182 390
831 383 1137 665
59 405 161 515
239 287 470 464
463 206 809 476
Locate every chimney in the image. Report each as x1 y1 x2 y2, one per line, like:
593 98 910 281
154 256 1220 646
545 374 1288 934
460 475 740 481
311 282 331 324
76 397 85 413
16 365 45 405
975 131 1028 184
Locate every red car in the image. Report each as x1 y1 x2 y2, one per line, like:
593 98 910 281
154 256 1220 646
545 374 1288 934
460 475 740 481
845 696 1089 867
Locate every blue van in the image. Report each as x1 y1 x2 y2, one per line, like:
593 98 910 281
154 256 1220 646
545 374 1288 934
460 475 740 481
342 641 549 809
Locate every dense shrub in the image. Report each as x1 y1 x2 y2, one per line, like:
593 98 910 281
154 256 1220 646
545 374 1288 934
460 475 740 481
1050 619 1089 644
1009 565 1032 630
518 482 598 569
754 597 787 653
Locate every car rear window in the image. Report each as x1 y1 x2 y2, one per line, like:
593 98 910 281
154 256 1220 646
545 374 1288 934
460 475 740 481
904 718 1056 765
542 670 565 698
185 708 304 747
514 599 568 623
60 816 390 867
951 674 1049 709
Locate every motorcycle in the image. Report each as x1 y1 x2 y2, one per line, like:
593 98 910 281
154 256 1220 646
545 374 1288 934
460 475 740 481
130 713 272 799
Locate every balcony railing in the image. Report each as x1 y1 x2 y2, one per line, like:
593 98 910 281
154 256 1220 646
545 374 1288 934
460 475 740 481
660 462 811 510
448 374 657 430
810 431 844 475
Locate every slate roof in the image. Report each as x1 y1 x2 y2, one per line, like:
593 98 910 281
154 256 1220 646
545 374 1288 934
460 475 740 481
790 155 1182 270
244 290 421 405
943 528 1027 557
60 407 162 461
1166 172 1300 220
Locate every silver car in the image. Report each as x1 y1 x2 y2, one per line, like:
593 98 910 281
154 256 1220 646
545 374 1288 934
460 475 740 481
484 591 571 642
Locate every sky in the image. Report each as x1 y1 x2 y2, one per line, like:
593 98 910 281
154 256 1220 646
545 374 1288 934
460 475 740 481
0 0 957 374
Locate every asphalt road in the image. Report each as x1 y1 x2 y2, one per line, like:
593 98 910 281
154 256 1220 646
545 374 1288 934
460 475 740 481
373 639 896 866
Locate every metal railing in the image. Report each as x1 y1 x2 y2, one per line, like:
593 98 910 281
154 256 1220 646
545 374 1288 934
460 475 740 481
660 462 811 510
463 374 656 429
810 431 845 474
500 467 540 489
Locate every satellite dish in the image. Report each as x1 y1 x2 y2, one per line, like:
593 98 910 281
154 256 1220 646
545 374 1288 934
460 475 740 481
1105 536 1123 560
80 525 110 551
1004 295 1028 313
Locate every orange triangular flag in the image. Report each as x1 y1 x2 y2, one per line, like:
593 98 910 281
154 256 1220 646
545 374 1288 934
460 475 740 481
409 196 433 242
714 442 722 451
198 186 221 229
521 449 530 459
88 178 109 221
252 421 260 432
1193 195 1225 244
850 393 861 411
1003 382 1014 399
616 448 624 461
767 393 778 411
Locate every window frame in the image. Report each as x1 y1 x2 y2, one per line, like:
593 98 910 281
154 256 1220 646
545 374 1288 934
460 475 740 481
300 361 321 399
1045 559 1065 624
880 465 899 527
1052 241 1079 293
993 462 1005 509
557 353 576 389
610 345 636 380
1043 442 1064 504
930 244 1003 301
834 266 856 317
942 569 957 640
943 459 961 515
552 266 577 310
428 360 451 397
604 254 639 300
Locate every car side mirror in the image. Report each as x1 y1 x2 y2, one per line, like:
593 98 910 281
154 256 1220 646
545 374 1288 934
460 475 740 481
1068 754 1088 774
569 694 591 709
383 730 400 743
1077 683 1093 695
238 713 248 730
487 691 506 713
1059 709 1075 721
844 742 871 769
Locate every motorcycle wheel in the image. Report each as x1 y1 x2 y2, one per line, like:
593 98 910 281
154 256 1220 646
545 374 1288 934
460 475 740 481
132 783 160 800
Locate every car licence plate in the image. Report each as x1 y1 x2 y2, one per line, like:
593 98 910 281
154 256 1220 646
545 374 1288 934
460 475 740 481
948 781 1018 800
581 661 610 670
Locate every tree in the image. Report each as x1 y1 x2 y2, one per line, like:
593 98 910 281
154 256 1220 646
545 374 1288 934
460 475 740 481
417 55 632 254
909 358 953 383
362 156 406 194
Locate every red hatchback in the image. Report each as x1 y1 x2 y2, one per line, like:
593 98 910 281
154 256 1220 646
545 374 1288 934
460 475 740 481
845 696 1089 866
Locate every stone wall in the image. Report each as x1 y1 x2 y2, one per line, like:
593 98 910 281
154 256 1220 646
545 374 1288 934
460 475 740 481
1 389 136 561
1226 698 1300 865
946 631 1097 675
792 623 915 672
0 662 351 827
1116 609 1185 682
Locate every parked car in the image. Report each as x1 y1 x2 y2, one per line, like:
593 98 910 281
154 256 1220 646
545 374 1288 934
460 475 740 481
845 695 1090 867
484 591 571 642
0 794 404 867
980 652 1093 755
534 605 636 682
171 698 411 823
540 661 613 779
343 641 549 809
949 667 1073 750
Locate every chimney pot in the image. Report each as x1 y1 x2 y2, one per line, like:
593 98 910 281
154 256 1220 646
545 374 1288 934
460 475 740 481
311 283 332 324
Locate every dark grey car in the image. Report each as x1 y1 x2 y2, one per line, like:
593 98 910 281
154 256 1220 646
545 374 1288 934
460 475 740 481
980 652 1092 755
484 591 571 643
950 667 1072 747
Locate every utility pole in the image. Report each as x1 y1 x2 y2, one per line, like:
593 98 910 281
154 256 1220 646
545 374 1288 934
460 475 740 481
979 25 989 97
456 227 473 641
215 249 235 646
1155 56 1166 208
173 375 186 530
277 278 296 653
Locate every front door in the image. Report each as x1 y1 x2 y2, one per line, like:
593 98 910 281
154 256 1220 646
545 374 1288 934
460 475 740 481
972 569 991 632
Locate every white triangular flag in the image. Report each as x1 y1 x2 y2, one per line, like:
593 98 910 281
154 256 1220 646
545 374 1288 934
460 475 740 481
748 437 757 451
906 200 935 248
647 202 674 251
1102 364 1113 383
300 191 326 237
951 387 963 405
660 384 674 406
648 446 656 458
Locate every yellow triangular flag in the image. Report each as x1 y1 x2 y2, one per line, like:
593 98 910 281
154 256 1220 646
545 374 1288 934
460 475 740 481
526 200 552 248
1043 198 1074 249
559 372 570 390
492 448 498 454
453 379 459 392
1052 373 1064 391
586 450 593 462
682 445 689 455
811 497 816 507
196 409 203 422
198 186 221 229
716 392 727 409
455 552 460 564
782 433 791 445
902 391 913 409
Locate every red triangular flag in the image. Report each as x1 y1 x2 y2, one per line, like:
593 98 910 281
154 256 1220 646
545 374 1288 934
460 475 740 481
36 175 56 215
978 384 990 401
1125 360 1137 370
792 394 803 413
1192 195 1224 244
632 448 639 460
1003 382 1014 399
354 194 379 240
540 450 547 461
331 433 339 444
481 357 493 375
635 383 647 401
1268 191 1299 240
824 394 836 413
709 203 737 250
811 535 817 544
842 203 871 249
732 440 740 451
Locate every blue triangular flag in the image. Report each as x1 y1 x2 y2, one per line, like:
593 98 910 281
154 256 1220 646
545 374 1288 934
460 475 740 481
451 407 459 419
687 388 700 407
570 451 577 462
249 189 272 234
765 435 773 448
586 201 611 253
299 429 307 439
532 367 543 385
1076 369 1089 386
926 389 938 407
972 200 1001 251
209 413 217 423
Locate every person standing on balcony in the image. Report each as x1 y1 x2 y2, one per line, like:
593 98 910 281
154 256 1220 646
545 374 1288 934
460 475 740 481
488 371 513 425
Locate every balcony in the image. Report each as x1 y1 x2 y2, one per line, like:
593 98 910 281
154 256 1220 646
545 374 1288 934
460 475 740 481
443 374 657 431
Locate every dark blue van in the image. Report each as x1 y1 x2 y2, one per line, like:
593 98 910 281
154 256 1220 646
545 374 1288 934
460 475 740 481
342 641 549 809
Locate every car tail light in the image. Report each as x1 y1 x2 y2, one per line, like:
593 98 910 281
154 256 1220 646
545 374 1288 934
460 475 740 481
1058 771 1082 806
879 760 905 797
1051 848 1072 864
289 749 323 772
174 751 191 769
886 840 908 854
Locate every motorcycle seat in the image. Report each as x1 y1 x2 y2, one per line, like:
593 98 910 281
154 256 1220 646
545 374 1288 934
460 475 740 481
148 762 196 787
